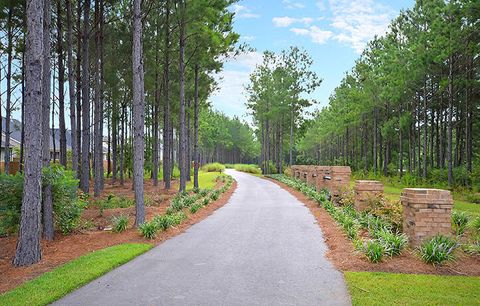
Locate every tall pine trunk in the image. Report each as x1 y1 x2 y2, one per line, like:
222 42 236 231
15 0 44 266
93 0 102 197
66 0 78 174
4 6 13 174
42 0 54 241
80 0 91 193
57 0 67 167
193 64 200 189
132 0 145 225
162 0 171 189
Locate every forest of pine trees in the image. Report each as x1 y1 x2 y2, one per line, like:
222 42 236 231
0 0 258 266
297 0 479 188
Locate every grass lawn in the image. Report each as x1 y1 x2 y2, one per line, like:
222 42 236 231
186 171 225 190
345 271 480 306
0 243 152 306
383 184 480 216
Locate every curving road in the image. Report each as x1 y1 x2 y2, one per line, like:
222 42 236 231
54 170 350 306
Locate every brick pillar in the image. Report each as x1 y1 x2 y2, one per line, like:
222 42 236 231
314 166 331 191
354 180 384 211
328 166 351 200
401 188 453 247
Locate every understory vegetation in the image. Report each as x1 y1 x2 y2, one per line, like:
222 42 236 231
225 164 262 175
139 175 233 239
269 174 480 265
0 166 85 237
0 244 152 306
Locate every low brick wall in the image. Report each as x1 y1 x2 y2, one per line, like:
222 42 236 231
306 167 317 187
401 188 453 247
354 180 384 211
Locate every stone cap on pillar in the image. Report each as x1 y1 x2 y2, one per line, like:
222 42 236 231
401 188 453 205
354 180 384 191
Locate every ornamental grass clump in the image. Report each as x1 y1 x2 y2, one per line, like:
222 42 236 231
139 221 158 239
452 211 470 235
419 235 457 264
362 240 385 263
111 215 128 233
201 163 225 172
375 230 408 256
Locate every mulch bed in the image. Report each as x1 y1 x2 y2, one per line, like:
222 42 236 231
267 178 480 276
0 178 237 294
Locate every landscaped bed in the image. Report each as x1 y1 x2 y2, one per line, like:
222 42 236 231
0 173 237 296
267 175 480 275
267 174 480 304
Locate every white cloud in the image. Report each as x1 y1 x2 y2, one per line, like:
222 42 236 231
232 4 260 19
290 26 333 44
241 35 256 42
282 0 305 9
272 16 314 27
316 0 326 11
210 52 264 120
328 0 393 53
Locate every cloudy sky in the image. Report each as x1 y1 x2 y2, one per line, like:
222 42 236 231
209 0 415 121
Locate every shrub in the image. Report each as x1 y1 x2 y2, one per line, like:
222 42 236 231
111 215 128 233
233 164 262 175
199 189 209 197
153 215 173 231
470 216 480 233
0 174 23 236
44 165 85 234
337 187 355 206
419 235 457 264
139 221 158 239
452 211 470 235
375 230 408 256
364 195 403 231
362 240 385 263
202 198 210 206
201 163 225 172
210 190 220 201
190 202 203 214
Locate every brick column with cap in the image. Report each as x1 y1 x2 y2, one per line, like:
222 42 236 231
328 166 351 200
354 180 384 211
314 166 331 191
401 188 453 247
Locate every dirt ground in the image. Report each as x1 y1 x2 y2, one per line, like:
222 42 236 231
267 178 480 276
0 178 237 294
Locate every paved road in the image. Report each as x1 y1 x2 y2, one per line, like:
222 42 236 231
54 170 350 306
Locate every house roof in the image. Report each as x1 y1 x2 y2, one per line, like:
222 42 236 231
1 117 108 152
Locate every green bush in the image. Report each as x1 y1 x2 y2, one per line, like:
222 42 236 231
201 163 225 172
0 166 84 236
233 164 261 174
190 202 203 214
362 240 385 263
111 215 128 233
419 235 457 264
0 173 23 236
139 221 158 239
202 198 210 206
470 217 480 233
375 230 408 256
452 211 470 235
94 194 134 210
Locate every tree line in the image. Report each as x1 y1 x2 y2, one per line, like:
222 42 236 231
246 47 321 175
298 0 479 188
4 0 243 266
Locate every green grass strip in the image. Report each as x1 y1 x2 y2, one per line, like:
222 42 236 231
0 243 152 306
345 271 480 306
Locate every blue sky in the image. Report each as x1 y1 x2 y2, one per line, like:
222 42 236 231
210 0 415 122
